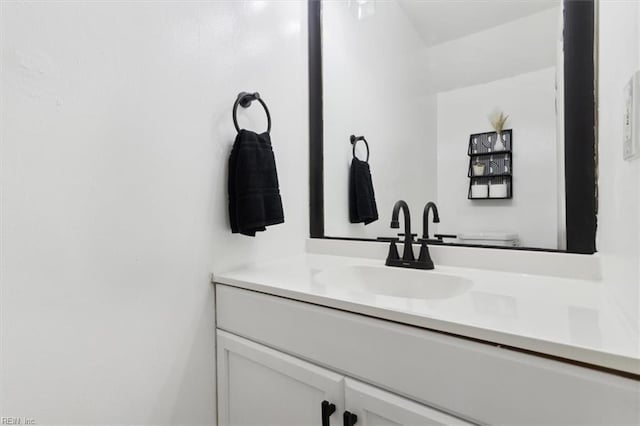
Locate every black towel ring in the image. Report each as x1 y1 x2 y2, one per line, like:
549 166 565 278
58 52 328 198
233 92 271 133
350 135 370 163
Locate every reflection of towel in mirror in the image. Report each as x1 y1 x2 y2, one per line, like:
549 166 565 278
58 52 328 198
349 158 378 225
228 130 284 236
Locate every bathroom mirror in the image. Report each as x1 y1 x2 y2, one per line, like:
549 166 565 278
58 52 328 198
308 0 596 254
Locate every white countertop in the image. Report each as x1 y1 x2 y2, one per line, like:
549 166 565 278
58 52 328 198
214 252 640 376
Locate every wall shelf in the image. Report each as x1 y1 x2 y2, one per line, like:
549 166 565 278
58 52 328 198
467 130 513 200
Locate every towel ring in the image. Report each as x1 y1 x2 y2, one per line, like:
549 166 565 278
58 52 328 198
233 92 271 133
350 135 370 163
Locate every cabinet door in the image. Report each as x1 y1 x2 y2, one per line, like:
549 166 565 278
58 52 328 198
345 379 474 426
217 330 344 426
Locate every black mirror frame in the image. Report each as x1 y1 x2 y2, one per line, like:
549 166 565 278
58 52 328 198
308 0 596 254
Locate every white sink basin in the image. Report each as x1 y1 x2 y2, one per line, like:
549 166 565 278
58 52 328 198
313 265 472 299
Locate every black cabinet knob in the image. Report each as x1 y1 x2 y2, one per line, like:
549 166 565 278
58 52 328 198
343 411 358 426
321 400 336 426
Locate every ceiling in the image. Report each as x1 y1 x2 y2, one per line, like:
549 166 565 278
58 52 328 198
396 0 561 47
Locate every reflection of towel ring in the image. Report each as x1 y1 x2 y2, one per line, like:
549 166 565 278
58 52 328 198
350 135 370 163
233 92 271 133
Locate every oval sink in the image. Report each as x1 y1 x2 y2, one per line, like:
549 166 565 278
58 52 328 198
313 265 472 299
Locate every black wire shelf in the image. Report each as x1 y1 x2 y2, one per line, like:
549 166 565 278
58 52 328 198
467 129 513 200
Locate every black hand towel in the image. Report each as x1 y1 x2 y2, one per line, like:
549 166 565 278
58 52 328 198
349 158 378 225
228 130 284 236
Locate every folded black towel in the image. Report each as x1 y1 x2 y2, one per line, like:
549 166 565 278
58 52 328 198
349 158 378 225
228 130 284 236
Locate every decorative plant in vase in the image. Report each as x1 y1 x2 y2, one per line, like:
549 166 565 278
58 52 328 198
489 111 508 152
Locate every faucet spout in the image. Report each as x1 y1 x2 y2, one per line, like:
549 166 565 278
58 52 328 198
422 201 440 239
390 200 414 261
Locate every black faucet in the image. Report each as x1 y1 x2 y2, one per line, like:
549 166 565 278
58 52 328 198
414 202 440 270
390 200 415 262
422 201 440 240
382 200 434 270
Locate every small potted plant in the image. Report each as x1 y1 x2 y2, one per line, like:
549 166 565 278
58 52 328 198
490 111 508 152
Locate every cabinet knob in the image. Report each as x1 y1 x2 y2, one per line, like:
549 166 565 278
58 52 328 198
343 411 358 426
321 400 336 426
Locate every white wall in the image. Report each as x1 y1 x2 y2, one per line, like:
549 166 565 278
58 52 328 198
420 7 560 95
436 68 559 249
597 0 640 330
0 1 308 424
397 0 559 48
322 0 437 239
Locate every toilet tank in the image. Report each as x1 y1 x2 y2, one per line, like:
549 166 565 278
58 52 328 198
458 232 520 247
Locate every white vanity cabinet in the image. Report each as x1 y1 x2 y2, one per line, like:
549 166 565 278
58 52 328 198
217 331 472 426
215 284 640 426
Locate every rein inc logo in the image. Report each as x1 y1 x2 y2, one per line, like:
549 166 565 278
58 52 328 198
1 418 36 425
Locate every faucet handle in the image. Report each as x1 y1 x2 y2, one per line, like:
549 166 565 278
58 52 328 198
377 237 400 262
417 242 435 269
398 233 417 242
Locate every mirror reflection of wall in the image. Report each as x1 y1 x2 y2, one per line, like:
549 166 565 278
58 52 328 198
322 0 565 250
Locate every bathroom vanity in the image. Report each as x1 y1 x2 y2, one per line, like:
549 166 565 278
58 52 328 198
213 242 639 426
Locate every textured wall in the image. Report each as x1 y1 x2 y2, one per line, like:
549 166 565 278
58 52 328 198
0 1 308 424
596 0 640 330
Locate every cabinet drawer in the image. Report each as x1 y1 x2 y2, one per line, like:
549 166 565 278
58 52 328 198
216 284 640 425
